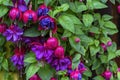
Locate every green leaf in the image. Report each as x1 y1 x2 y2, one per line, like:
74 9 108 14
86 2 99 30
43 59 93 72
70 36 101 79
102 14 113 21
2 0 13 6
108 52 116 61
92 59 101 70
57 70 67 75
59 0 69 4
86 0 94 10
89 27 100 34
24 0 30 5
53 3 69 16
117 72 120 80
90 46 100 56
38 64 55 80
0 35 6 46
61 76 69 80
83 69 92 77
83 14 94 27
44 0 52 6
0 6 8 17
26 63 41 80
116 50 120 56
24 57 37 63
69 36 86 55
94 40 100 47
72 54 81 63
62 30 72 37
104 21 117 29
99 55 108 63
107 42 117 52
93 1 107 9
24 27 41 37
58 15 75 33
110 0 115 4
93 75 104 80
2 59 8 71
110 61 118 73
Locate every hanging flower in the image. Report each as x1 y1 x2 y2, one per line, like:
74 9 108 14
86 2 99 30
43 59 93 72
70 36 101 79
0 23 7 33
11 47 25 70
30 74 41 80
3 24 23 42
31 43 54 61
9 7 22 20
23 9 37 23
78 62 87 74
12 0 28 12
102 69 112 80
37 4 50 17
70 69 82 80
38 16 57 33
51 57 71 71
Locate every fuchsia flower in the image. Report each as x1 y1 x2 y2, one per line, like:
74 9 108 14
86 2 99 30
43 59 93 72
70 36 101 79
23 10 37 23
75 37 80 43
78 62 87 73
54 46 64 59
9 7 22 20
31 43 54 61
37 4 50 17
46 37 59 50
107 41 112 46
102 69 112 80
30 74 41 80
118 5 120 14
3 24 23 42
70 69 82 80
100 43 107 51
11 47 25 70
51 57 71 71
38 16 57 33
0 23 7 33
50 77 57 80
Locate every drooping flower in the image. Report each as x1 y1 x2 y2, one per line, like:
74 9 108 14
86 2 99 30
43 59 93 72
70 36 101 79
107 41 112 46
50 77 57 80
78 62 87 74
46 37 59 50
31 43 54 61
11 47 25 70
38 16 57 33
102 69 112 80
54 46 64 59
118 5 120 14
100 43 107 51
51 57 71 71
12 0 28 12
30 74 41 80
9 7 22 20
70 69 82 80
37 4 50 17
3 24 23 42
0 23 7 33
23 9 37 23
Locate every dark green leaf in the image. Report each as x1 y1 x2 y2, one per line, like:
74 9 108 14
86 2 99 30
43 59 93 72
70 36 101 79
92 59 101 70
44 0 52 6
0 35 6 46
83 69 92 77
93 75 104 80
110 61 118 73
99 55 108 63
90 46 100 56
24 27 41 37
38 64 55 80
72 54 81 63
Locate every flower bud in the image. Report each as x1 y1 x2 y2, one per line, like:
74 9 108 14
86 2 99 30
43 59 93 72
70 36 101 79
54 46 64 59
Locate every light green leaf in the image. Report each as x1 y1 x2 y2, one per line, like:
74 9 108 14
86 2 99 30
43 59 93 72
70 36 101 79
0 6 9 17
93 75 104 80
83 14 94 27
2 59 8 71
104 21 117 29
102 14 113 21
90 46 100 56
58 15 75 33
93 1 107 9
44 0 52 6
26 63 41 80
72 54 81 63
24 57 37 63
92 59 101 70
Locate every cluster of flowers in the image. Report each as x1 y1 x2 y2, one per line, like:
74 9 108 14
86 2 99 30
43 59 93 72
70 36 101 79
0 0 87 80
